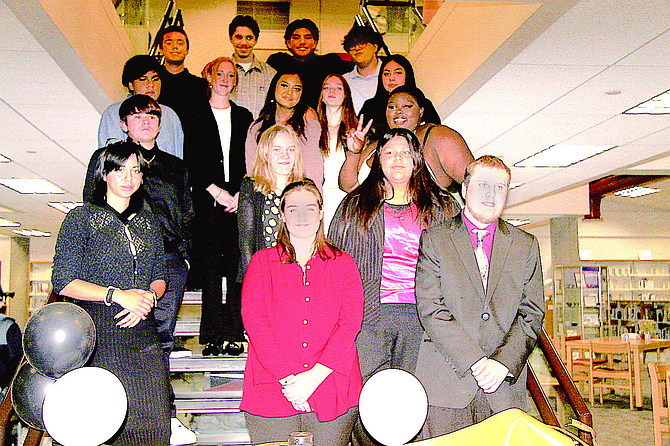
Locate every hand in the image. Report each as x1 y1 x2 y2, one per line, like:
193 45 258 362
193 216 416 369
214 188 238 212
279 375 310 411
112 289 153 318
471 357 509 393
281 364 332 410
114 309 144 328
346 116 373 154
131 288 157 308
291 400 312 412
225 192 239 213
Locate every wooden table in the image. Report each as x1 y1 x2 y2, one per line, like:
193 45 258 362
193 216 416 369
566 337 670 408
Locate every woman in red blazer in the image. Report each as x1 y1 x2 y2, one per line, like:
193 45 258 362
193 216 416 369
240 179 364 445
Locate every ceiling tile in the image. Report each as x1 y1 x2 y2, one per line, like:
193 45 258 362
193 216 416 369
513 0 670 66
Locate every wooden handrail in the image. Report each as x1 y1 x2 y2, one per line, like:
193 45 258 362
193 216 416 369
0 290 60 446
527 328 594 445
527 363 560 427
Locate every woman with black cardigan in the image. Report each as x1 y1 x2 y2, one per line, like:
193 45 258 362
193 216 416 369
237 124 306 283
53 142 170 445
189 56 253 356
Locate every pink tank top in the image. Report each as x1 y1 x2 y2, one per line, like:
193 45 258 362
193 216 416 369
380 202 423 304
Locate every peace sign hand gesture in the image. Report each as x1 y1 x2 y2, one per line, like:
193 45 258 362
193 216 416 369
346 115 373 154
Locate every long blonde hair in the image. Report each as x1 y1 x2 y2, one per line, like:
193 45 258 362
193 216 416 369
251 124 305 194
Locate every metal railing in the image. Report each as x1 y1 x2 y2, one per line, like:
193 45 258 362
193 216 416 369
149 0 183 58
357 0 426 55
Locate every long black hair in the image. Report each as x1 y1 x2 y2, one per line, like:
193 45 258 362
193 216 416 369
340 128 451 231
90 141 147 215
359 55 418 138
254 71 311 142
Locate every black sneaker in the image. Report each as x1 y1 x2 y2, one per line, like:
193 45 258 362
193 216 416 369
224 342 245 356
202 343 221 356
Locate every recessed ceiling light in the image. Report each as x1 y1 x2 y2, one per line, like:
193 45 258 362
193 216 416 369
48 202 83 213
614 186 661 198
12 229 51 237
0 154 10 163
514 145 616 168
623 89 670 115
507 219 530 227
0 218 20 227
0 178 64 194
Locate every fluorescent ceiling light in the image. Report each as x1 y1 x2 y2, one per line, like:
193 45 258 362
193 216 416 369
12 229 51 237
614 186 661 198
48 202 83 213
0 154 10 163
0 178 64 194
507 219 530 227
0 218 20 227
515 145 616 168
624 89 670 115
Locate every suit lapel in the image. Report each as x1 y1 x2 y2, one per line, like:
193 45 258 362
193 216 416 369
451 216 487 300
486 219 512 302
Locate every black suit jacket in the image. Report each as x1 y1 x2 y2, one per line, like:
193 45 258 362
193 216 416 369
186 101 253 199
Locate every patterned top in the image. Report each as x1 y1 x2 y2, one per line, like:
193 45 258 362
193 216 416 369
262 191 281 246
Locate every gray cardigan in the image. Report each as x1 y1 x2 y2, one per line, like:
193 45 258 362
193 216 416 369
328 196 458 325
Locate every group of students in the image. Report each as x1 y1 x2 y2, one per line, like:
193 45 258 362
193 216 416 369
49 13 544 446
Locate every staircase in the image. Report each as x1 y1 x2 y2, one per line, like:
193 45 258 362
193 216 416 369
171 291 250 445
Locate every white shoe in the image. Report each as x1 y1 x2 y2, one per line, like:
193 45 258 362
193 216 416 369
170 417 197 445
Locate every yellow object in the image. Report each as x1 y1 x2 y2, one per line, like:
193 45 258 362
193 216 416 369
414 409 579 446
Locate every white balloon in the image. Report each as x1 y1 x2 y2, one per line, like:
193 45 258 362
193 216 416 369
359 369 428 446
42 367 128 446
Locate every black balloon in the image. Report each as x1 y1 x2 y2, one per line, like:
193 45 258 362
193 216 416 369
11 362 56 430
23 302 96 378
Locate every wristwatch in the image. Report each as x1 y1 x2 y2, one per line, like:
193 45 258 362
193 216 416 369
104 287 117 306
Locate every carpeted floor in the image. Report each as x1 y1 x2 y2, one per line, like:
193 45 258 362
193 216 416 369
564 373 658 446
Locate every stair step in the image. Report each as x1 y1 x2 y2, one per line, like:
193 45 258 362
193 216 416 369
175 317 200 336
176 398 241 413
183 290 203 304
170 356 247 373
176 389 243 400
193 432 250 445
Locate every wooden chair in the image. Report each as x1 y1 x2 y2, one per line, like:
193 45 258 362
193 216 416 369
648 363 670 446
564 335 590 384
562 334 602 393
589 340 634 410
